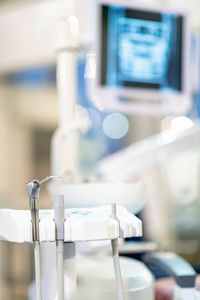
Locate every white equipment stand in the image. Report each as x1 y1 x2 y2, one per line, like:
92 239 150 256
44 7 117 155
0 205 143 299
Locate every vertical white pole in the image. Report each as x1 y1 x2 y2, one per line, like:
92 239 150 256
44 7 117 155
46 1 79 300
51 0 80 176
53 1 79 298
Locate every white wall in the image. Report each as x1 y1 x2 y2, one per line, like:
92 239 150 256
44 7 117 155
0 0 93 73
1 0 200 74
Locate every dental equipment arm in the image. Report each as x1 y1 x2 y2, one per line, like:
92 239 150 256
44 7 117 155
54 194 65 300
111 204 125 300
26 175 59 300
98 122 200 182
144 252 197 300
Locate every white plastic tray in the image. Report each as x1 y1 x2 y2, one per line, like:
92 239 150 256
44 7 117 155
0 205 142 243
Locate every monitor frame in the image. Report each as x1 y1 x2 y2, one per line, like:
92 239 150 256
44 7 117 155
91 0 191 115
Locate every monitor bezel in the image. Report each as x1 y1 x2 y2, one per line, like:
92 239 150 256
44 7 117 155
92 0 191 115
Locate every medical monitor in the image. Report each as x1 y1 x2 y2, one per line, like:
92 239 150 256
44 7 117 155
92 0 191 115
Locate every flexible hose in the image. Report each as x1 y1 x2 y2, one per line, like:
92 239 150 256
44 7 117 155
34 241 42 300
111 238 125 300
57 241 64 300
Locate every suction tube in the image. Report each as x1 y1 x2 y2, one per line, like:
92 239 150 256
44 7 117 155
111 204 125 300
54 194 65 300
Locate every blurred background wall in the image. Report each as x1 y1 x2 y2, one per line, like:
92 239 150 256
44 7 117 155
0 0 200 298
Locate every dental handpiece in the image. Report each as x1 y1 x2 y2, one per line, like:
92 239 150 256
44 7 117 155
26 179 40 242
26 175 60 300
26 176 60 241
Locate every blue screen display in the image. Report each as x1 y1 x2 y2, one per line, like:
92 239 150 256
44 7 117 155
100 6 183 91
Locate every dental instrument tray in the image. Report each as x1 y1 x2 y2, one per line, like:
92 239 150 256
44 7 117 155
0 205 142 243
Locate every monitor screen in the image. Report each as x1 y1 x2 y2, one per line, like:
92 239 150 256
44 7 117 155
100 5 183 92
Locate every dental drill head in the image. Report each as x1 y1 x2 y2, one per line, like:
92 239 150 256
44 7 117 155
26 179 41 242
26 179 40 200
26 176 60 242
